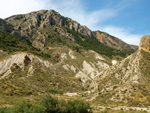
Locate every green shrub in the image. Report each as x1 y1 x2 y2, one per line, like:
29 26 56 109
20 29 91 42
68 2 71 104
0 108 8 113
67 100 92 113
0 96 92 113
48 89 59 94
31 104 46 113
9 101 33 113
40 96 60 113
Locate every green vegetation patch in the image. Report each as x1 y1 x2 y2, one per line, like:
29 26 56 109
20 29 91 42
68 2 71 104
0 95 92 113
0 31 51 59
140 50 150 78
66 28 129 58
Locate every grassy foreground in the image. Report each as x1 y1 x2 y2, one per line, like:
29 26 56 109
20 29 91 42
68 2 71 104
0 95 92 113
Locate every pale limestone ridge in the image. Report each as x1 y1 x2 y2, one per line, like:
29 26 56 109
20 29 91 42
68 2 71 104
0 52 53 79
87 36 150 104
92 44 150 104
95 50 143 86
0 50 110 90
95 36 150 86
0 53 28 77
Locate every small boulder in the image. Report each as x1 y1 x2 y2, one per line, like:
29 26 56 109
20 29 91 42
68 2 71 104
11 63 19 72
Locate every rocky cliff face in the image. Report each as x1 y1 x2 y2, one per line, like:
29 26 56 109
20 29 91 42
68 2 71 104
5 10 94 39
139 36 150 52
68 20 95 38
94 31 138 53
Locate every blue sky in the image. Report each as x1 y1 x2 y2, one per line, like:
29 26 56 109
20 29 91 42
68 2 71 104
0 0 149 45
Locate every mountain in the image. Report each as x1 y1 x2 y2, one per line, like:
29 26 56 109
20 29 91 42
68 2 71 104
3 9 137 53
0 9 148 113
0 10 114 111
4 10 95 40
0 10 133 60
0 31 111 110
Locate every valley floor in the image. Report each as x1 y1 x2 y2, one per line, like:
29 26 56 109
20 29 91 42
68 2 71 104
93 105 150 113
0 94 150 113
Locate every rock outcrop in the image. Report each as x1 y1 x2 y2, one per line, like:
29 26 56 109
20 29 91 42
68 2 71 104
0 52 53 79
139 36 150 52
95 50 143 86
69 20 95 39
94 31 138 53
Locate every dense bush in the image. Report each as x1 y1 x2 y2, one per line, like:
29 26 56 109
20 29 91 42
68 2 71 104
48 89 59 94
0 95 92 113
41 96 59 113
67 100 91 113
9 101 34 113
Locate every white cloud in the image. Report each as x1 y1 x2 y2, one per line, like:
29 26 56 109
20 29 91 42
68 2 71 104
43 0 117 30
0 0 143 45
99 26 142 45
0 0 46 19
0 0 116 28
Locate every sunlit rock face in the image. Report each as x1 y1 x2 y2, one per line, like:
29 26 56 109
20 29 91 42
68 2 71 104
139 36 150 52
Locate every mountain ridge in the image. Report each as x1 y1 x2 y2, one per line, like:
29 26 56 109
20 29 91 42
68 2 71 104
2 9 137 53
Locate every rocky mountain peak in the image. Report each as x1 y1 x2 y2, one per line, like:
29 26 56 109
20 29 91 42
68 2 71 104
4 9 94 39
139 36 150 52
